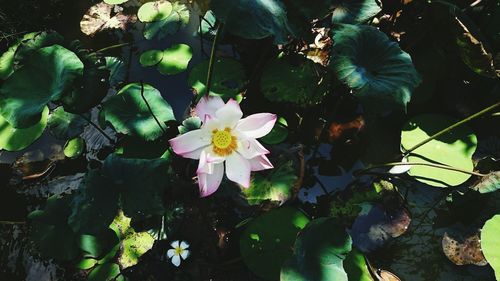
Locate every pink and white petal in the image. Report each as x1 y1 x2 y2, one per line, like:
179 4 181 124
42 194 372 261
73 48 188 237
180 241 189 249
170 240 180 248
236 113 277 138
237 138 270 159
215 99 243 128
248 154 274 171
197 147 225 174
180 249 190 260
171 255 181 267
179 146 207 160
198 162 224 197
225 153 251 188
166 249 176 258
169 129 211 155
195 95 224 122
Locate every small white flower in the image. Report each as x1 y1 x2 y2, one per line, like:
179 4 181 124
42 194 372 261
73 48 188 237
167 240 190 267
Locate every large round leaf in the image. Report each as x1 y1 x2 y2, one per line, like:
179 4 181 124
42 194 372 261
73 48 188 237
329 24 420 112
261 55 329 107
211 0 293 44
48 107 88 140
331 0 381 24
0 45 83 128
157 44 193 75
13 31 64 65
137 0 173 23
188 58 246 99
139 49 164 67
401 114 477 187
239 207 310 280
102 83 175 141
143 2 190 40
0 106 49 151
481 215 500 280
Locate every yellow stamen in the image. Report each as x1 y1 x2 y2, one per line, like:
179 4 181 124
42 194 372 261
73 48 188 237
211 128 237 156
175 247 183 255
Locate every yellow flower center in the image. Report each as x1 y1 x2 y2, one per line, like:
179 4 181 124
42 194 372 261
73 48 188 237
175 247 183 255
211 128 237 156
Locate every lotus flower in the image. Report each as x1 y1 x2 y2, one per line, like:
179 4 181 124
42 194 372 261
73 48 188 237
169 96 276 197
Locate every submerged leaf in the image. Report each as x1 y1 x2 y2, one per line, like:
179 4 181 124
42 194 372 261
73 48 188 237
329 24 420 112
0 45 83 128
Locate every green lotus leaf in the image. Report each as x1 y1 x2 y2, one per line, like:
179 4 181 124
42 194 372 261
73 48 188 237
28 195 80 261
102 154 170 219
240 207 310 280
285 0 335 21
139 49 164 67
137 0 173 23
64 137 86 159
0 106 48 151
60 45 110 114
329 24 421 112
261 55 329 106
401 114 477 187
261 116 288 144
13 31 64 65
0 45 83 128
143 2 190 40
105 57 126 87
481 214 500 280
178 116 202 134
104 0 128 4
118 231 155 269
0 31 38 79
281 218 352 281
331 0 381 24
211 0 293 44
75 258 98 270
102 83 175 141
243 160 297 205
48 107 88 140
188 58 245 100
199 10 217 39
87 263 122 281
343 248 372 281
68 170 119 235
157 44 193 75
79 228 119 258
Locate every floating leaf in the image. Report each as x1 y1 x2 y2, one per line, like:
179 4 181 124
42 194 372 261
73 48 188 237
261 55 329 106
139 49 164 67
143 2 190 40
239 207 310 280
188 58 245 100
48 107 88 140
0 45 83 128
102 83 175 141
261 117 288 144
471 172 500 194
281 218 352 281
80 2 136 36
0 106 48 151
442 231 487 266
343 248 373 281
481 214 500 280
212 0 293 44
137 0 172 22
87 263 122 281
28 195 80 261
329 24 420 112
243 160 297 205
157 44 193 75
331 0 381 24
401 114 477 187
104 0 128 4
64 137 86 159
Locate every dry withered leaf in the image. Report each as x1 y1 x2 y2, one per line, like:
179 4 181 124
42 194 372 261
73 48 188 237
80 2 136 36
442 231 488 266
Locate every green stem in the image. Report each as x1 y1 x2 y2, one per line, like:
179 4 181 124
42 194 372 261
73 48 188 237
79 114 115 144
0 220 25 225
195 23 223 104
140 81 167 134
93 42 131 54
354 162 487 177
402 101 500 157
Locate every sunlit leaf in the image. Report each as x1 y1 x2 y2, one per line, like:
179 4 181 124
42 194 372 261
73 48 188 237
139 49 164 67
143 2 190 40
102 83 175 141
471 171 500 194
188 58 245 100
400 114 477 187
48 107 88 140
104 0 128 4
157 44 193 75
138 0 172 22
13 31 64 66
64 137 86 159
0 45 83 128
261 55 329 107
0 106 48 151
481 214 500 280
80 2 136 36
79 228 119 258
212 0 293 44
87 262 122 281
343 248 372 281
329 24 420 112
240 207 309 280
